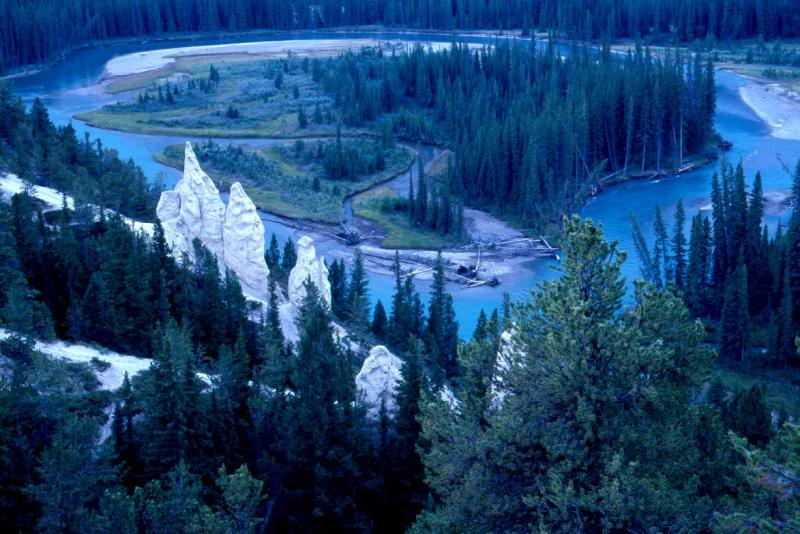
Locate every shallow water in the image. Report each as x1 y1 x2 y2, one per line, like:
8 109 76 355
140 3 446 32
10 34 798 337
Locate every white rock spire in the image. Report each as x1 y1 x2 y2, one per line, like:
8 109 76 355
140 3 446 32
223 182 270 299
156 142 270 299
355 345 403 418
287 236 331 309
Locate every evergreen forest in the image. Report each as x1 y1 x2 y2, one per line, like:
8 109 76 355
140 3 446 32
3 0 800 72
0 92 798 532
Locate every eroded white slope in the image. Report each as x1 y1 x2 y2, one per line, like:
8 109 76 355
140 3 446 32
0 329 151 390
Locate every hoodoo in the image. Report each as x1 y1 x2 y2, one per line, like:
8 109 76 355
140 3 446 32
287 235 332 309
355 345 403 418
156 142 270 299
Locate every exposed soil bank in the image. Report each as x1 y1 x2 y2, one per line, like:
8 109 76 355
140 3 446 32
739 80 800 141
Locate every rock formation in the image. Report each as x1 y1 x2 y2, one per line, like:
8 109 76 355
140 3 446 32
355 345 403 418
223 183 270 299
490 329 517 405
287 236 331 309
156 142 269 299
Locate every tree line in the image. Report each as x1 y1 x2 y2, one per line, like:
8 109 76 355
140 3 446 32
3 198 796 530
633 157 800 370
1 75 797 533
3 0 800 72
0 91 160 220
318 41 716 229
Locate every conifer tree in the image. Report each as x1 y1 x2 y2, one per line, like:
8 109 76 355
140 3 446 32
371 299 387 339
347 249 370 330
417 217 716 532
281 237 297 273
720 254 750 361
273 280 374 530
266 233 281 273
389 252 411 349
141 321 207 477
672 199 687 289
328 258 348 319
27 416 117 532
386 335 426 530
425 253 458 380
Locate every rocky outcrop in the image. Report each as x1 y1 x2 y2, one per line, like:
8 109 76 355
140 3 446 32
158 142 225 257
355 345 403 418
490 329 517 405
156 142 269 299
287 236 331 309
223 183 270 299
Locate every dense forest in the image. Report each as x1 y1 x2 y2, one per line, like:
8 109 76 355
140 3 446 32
1 98 799 531
3 0 800 72
0 89 160 220
634 158 800 372
318 41 716 228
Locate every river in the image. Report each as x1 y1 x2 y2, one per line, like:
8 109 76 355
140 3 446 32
9 32 797 338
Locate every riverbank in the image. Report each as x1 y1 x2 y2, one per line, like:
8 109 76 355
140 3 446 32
607 39 800 142
739 80 800 141
102 38 468 79
1 26 519 80
595 153 719 193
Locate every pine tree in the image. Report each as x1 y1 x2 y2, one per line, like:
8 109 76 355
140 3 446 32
371 299 388 339
214 465 264 532
672 199 687 289
416 216 717 532
141 322 207 477
720 254 750 361
282 237 297 273
347 249 370 330
425 253 458 381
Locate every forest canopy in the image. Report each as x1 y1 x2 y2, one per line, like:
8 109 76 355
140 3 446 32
2 0 800 72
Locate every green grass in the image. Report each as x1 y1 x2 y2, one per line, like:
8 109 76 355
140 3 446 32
77 108 345 138
156 141 414 224
80 56 365 138
352 186 462 249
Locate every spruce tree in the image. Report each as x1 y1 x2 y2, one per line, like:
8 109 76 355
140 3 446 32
266 233 281 273
672 199 687 289
416 217 717 532
347 249 370 330
275 280 374 530
720 254 750 361
27 416 117 533
653 205 670 285
371 299 388 339
141 321 207 477
389 252 410 349
387 335 426 530
281 237 297 273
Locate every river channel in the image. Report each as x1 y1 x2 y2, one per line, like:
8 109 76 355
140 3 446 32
10 31 797 337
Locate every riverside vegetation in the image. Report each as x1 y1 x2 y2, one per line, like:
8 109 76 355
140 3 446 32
2 78 800 532
3 1 800 531
80 39 717 243
156 136 413 224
